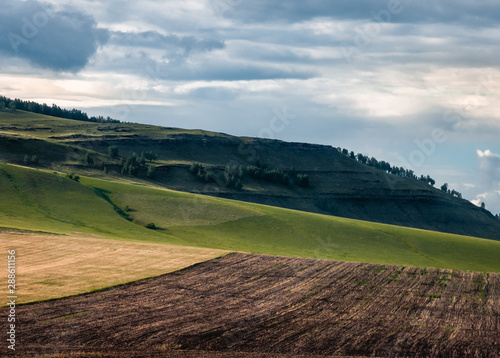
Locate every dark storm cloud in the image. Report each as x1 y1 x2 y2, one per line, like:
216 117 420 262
111 31 225 62
0 0 109 72
223 0 500 26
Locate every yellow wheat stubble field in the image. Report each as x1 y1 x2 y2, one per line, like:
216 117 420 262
0 231 228 304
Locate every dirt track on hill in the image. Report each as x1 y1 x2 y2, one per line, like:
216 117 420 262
3 253 499 357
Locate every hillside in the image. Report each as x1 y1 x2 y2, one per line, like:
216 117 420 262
1 109 499 240
2 163 500 273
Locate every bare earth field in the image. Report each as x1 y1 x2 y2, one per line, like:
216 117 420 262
5 253 499 357
0 231 228 303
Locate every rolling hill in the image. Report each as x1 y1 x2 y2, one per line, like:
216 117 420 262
1 109 499 241
1 163 500 273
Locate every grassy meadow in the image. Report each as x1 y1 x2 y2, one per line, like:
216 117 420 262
2 163 500 273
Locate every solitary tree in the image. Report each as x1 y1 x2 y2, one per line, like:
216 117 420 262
146 165 156 178
108 146 119 159
85 153 94 165
440 183 448 192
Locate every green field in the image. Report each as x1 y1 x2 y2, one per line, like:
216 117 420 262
2 163 500 272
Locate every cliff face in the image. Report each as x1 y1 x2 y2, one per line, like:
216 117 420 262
238 142 500 241
76 133 500 241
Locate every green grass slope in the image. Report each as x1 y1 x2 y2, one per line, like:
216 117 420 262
0 109 226 141
2 163 499 272
0 163 168 242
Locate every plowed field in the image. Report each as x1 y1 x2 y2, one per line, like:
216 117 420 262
5 253 499 357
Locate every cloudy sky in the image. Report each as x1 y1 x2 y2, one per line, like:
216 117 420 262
1 0 499 214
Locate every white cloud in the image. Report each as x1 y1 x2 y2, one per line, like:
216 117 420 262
477 149 500 159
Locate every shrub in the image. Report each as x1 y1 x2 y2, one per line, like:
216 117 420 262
142 151 157 162
85 153 94 165
190 163 202 174
296 174 309 187
426 294 441 299
23 154 39 165
246 165 308 187
108 146 119 159
120 154 141 176
66 173 80 182
145 223 156 230
246 165 263 179
146 166 156 178
190 163 216 183
224 164 244 190
201 169 215 183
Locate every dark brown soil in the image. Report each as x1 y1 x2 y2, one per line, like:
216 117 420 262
3 253 499 357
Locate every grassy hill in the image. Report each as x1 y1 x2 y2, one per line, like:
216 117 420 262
2 163 500 273
0 163 168 242
1 109 499 240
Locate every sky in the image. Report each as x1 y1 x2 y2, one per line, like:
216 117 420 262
1 0 499 214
